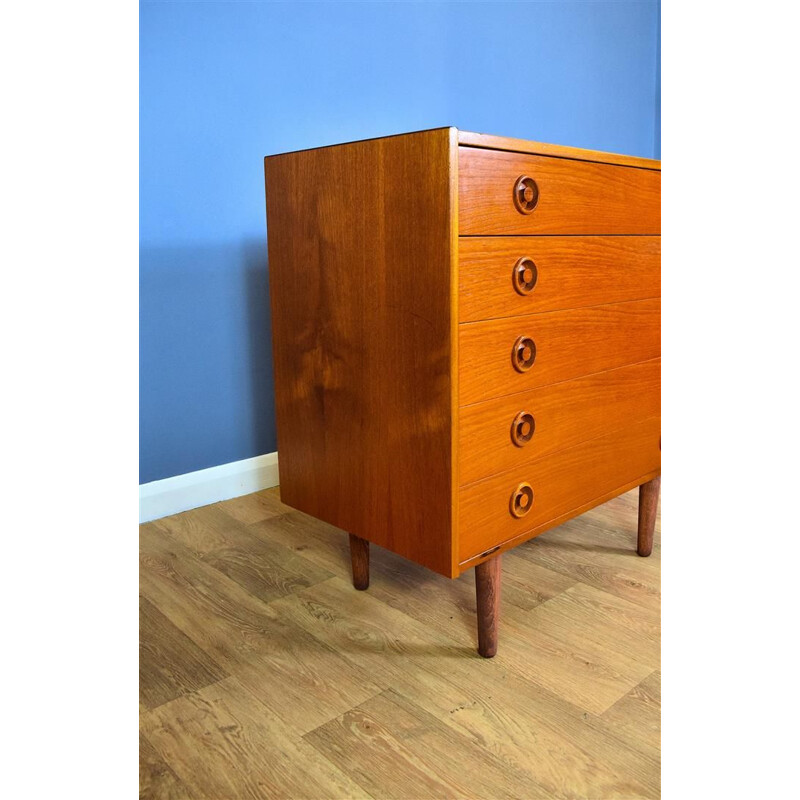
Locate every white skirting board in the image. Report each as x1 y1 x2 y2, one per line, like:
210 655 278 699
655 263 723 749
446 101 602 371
139 452 280 523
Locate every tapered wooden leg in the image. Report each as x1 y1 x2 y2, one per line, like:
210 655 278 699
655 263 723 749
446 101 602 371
475 554 502 658
348 534 370 590
637 476 661 557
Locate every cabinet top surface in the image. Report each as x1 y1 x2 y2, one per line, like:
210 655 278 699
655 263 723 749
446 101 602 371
264 127 661 171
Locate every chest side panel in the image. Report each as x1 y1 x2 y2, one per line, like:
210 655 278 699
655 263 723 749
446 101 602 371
265 129 456 577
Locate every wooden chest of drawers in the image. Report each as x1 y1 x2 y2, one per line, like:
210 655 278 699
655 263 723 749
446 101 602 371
264 128 660 657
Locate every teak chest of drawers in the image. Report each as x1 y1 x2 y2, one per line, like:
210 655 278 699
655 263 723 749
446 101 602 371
264 128 661 657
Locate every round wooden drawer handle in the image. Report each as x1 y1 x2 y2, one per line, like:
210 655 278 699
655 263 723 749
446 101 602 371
512 335 536 372
513 257 538 295
511 411 535 447
510 482 534 518
513 175 539 214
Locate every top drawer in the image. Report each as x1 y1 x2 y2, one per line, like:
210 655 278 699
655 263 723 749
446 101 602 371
458 147 661 235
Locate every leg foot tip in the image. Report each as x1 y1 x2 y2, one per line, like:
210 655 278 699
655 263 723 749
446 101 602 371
477 639 497 658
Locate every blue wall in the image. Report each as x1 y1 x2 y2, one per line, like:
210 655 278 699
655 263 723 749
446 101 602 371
140 0 661 484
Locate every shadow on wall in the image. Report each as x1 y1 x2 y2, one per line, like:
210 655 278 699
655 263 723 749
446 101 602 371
139 238 276 484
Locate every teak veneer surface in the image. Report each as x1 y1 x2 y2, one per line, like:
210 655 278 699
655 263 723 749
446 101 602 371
264 127 660 592
458 235 661 323
458 147 661 235
459 358 661 486
265 128 456 577
459 298 661 406
459 417 661 561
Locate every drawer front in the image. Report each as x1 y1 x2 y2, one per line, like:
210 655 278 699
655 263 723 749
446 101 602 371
458 417 661 562
458 147 660 235
459 299 660 406
459 359 660 486
459 236 660 323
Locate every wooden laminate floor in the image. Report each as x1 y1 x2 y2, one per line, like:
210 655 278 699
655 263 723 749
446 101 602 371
140 486 661 799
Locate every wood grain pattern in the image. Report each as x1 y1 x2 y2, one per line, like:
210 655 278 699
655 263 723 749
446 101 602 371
459 416 661 561
601 670 661 760
305 688 551 799
475 555 502 658
265 128 456 577
140 486 661 799
459 235 660 322
248 507 356 577
274 569 641 787
525 583 660 670
459 359 660 486
458 130 662 171
500 593 654 716
459 146 660 235
459 299 661 406
139 596 227 711
139 734 193 800
305 697 464 800
140 523 382 735
153 503 334 603
142 676 371 799
219 490 285 525
638 476 661 557
278 579 622 796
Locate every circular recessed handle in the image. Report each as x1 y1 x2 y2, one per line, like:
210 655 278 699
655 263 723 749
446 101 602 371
510 482 534 518
512 335 536 372
513 175 539 214
511 411 535 447
513 257 538 296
